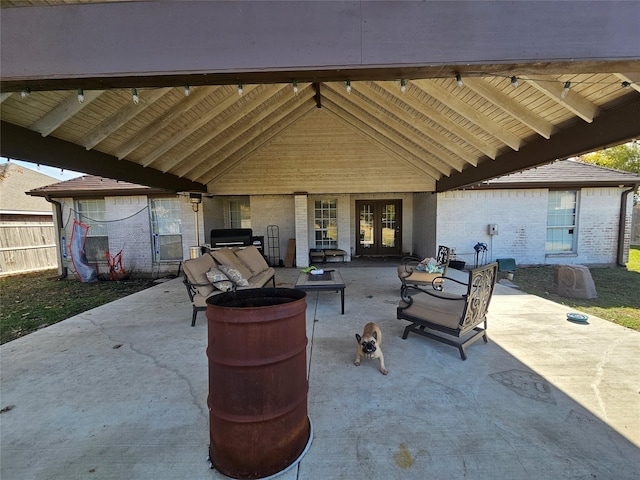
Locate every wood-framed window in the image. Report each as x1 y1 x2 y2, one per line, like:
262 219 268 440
75 198 108 262
314 199 338 249
149 198 183 262
546 190 579 254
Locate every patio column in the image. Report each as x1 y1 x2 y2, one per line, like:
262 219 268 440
295 194 309 268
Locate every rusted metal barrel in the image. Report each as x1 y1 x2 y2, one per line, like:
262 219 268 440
206 288 310 479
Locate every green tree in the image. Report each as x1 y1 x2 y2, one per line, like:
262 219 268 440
579 141 640 174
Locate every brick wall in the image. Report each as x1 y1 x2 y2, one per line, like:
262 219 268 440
436 187 628 266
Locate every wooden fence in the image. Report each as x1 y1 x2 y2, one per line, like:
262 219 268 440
0 218 57 276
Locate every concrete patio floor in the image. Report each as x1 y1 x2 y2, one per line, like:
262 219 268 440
1 265 639 480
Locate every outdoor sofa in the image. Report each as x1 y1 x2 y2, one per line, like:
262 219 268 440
182 246 276 326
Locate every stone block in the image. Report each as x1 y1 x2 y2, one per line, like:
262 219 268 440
551 264 597 299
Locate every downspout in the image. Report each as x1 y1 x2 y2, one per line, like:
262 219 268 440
617 184 639 267
44 195 68 279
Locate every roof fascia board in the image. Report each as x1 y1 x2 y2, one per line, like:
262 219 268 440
2 1 639 91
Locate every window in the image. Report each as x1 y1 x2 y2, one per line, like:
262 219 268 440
228 199 251 228
546 190 578 254
149 198 183 261
76 199 108 262
314 200 337 248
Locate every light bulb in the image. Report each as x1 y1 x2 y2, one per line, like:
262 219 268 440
510 76 519 88
132 88 140 104
293 81 298 96
77 88 85 103
622 81 631 89
184 85 190 96
561 81 571 99
20 88 30 98
400 79 407 93
238 82 243 96
456 74 464 87
346 80 351 94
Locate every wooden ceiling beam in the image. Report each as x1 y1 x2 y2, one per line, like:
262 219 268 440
436 95 640 192
0 120 206 192
615 73 640 94
79 87 173 150
373 81 498 159
357 81 478 167
29 90 103 137
526 75 600 122
326 83 464 175
111 86 219 161
141 85 258 172
321 96 441 180
412 79 524 151
461 78 557 139
178 84 305 180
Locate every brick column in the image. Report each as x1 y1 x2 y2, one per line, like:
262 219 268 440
295 194 309 268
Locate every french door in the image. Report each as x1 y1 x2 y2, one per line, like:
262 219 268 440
355 200 402 256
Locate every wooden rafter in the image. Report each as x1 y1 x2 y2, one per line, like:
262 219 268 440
412 79 524 151
526 75 600 123
29 90 103 137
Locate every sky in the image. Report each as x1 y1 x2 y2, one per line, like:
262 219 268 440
0 157 84 181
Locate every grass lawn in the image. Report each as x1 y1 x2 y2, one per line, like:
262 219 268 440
0 270 157 344
512 246 640 332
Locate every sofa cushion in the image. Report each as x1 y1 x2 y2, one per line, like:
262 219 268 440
183 254 217 298
236 246 269 275
247 267 275 288
400 292 465 330
211 248 253 280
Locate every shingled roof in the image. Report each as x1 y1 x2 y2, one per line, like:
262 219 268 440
27 175 175 198
471 159 640 190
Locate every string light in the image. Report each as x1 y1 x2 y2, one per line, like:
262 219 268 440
132 88 140 104
346 80 351 94
510 76 519 88
455 73 464 87
184 85 190 96
622 81 631 89
77 88 84 103
237 82 243 96
400 79 407 93
292 81 298 96
20 88 30 98
561 81 571 99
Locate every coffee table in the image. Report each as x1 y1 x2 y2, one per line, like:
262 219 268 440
294 269 345 314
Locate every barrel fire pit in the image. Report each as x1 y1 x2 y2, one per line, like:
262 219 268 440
206 288 311 479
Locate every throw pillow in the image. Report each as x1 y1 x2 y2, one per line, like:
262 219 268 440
213 280 234 292
218 265 250 287
206 267 229 284
211 248 253 280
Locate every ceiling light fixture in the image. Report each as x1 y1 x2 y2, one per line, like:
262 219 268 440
132 88 140 104
237 82 243 96
510 76 519 88
77 88 85 103
400 79 407 93
346 80 352 94
455 73 464 87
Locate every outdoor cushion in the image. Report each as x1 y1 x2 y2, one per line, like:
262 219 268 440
182 254 217 297
247 267 276 288
211 248 253 281
236 245 269 275
399 293 464 330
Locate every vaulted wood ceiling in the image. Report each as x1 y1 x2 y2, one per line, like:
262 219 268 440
1 1 640 194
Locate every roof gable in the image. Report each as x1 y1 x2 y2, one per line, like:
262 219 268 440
27 175 175 198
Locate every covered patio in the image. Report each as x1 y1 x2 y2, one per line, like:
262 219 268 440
1 266 638 479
